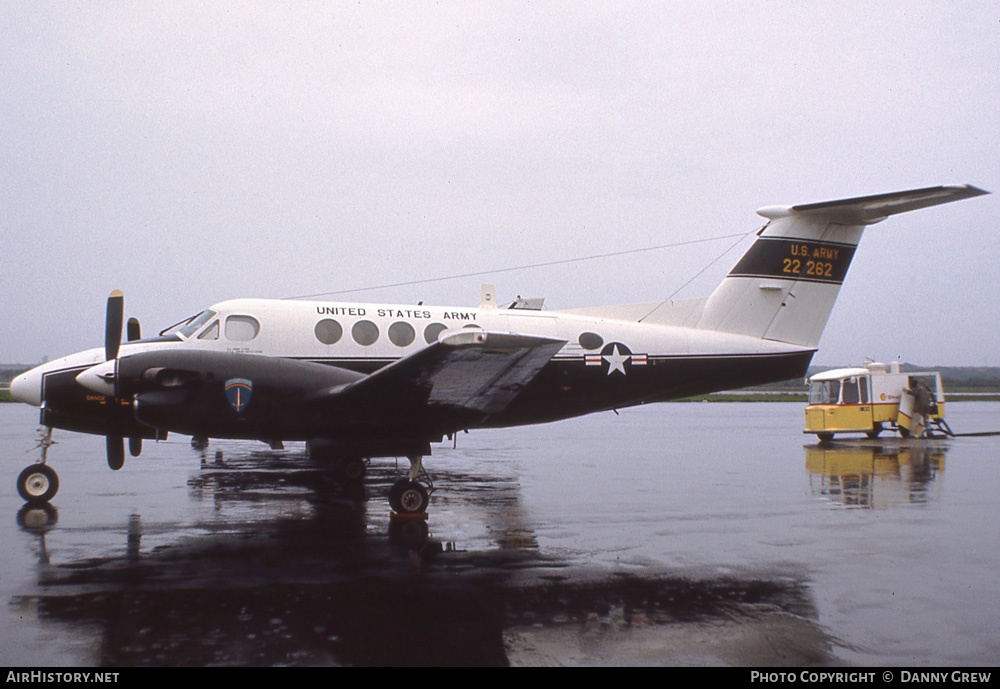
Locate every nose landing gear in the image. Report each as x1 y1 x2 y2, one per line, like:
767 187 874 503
17 427 59 504
17 463 59 504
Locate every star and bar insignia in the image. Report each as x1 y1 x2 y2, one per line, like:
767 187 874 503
584 343 647 376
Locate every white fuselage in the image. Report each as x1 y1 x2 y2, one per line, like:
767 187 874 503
169 297 805 363
12 296 808 413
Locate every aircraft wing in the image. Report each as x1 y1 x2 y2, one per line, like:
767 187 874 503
311 330 566 417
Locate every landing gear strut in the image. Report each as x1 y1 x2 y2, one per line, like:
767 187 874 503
388 454 432 514
18 427 59 504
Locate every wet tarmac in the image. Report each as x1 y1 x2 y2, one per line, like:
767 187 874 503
1 402 998 666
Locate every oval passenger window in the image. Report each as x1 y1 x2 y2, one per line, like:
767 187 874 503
578 332 603 350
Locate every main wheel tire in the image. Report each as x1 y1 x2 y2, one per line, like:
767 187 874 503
389 480 429 514
17 464 59 504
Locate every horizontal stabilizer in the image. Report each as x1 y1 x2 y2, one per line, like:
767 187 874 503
757 184 988 225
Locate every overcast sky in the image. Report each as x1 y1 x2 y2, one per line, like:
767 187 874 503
2 2 997 367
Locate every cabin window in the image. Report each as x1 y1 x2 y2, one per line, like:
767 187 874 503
352 320 379 346
314 319 343 345
225 315 260 342
859 378 869 404
462 323 482 329
388 322 415 347
197 320 219 340
424 322 447 344
578 332 603 350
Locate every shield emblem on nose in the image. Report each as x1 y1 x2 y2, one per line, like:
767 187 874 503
225 378 253 414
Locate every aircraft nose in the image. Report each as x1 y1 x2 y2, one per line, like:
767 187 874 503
10 368 43 407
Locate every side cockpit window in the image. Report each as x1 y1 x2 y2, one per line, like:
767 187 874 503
225 315 260 342
197 320 219 340
842 378 860 405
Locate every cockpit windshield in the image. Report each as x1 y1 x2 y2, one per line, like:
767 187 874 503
159 310 218 339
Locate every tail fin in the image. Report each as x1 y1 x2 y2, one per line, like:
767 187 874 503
696 185 988 348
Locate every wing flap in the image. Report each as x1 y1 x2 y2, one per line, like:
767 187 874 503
425 331 566 413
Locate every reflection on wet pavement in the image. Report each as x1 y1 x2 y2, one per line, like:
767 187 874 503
806 441 947 508
13 449 831 666
12 403 997 666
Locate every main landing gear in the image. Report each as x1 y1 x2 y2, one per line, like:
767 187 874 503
305 439 432 513
17 427 59 504
388 454 432 515
387 455 432 548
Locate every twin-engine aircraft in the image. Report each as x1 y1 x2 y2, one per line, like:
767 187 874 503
11 185 987 514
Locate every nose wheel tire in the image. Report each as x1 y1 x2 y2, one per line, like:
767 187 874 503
17 464 59 504
389 479 429 514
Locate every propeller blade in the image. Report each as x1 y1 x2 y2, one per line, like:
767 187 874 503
107 434 125 470
128 437 142 457
127 317 141 342
105 290 124 361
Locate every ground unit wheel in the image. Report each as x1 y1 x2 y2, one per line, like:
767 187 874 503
389 479 429 514
17 464 59 504
816 432 834 443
